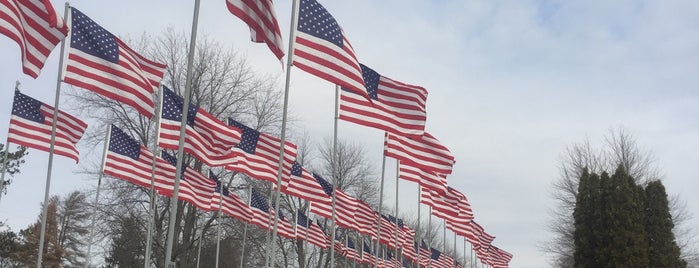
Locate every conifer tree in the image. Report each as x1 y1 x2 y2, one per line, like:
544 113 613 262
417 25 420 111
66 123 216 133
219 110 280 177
574 169 599 267
605 166 649 267
644 180 686 268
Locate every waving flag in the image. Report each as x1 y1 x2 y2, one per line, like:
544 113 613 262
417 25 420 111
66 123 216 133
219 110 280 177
354 200 378 238
227 118 297 183
159 87 242 166
103 125 175 193
210 172 252 223
309 174 357 230
296 211 329 249
284 161 328 203
400 163 447 195
161 151 217 211
249 188 273 229
8 91 86 162
63 8 166 118
345 238 360 262
385 132 455 175
292 0 369 100
340 63 428 136
225 0 284 60
0 0 68 78
274 208 296 239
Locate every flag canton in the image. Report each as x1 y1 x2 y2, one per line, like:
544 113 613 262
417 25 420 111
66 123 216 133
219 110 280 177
228 118 259 154
161 151 186 176
297 211 310 227
347 238 355 249
430 248 441 260
108 125 140 160
297 0 343 48
420 240 429 250
12 91 45 123
70 8 118 64
291 161 303 177
363 242 372 254
387 215 404 229
313 173 333 196
161 86 198 126
359 64 380 100
250 189 269 212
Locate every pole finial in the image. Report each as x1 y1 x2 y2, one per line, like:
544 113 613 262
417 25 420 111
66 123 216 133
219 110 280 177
14 80 20 91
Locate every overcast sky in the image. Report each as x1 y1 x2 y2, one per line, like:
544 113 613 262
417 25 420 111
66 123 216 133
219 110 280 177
1 1 698 267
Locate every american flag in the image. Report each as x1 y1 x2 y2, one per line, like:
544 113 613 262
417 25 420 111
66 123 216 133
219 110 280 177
402 240 418 264
7 91 86 163
160 151 217 211
158 86 242 167
283 161 328 203
103 125 176 193
429 248 442 267
225 0 284 60
309 174 358 231
339 63 428 137
354 200 378 238
362 241 377 264
291 0 369 100
345 237 360 262
0 0 68 78
375 214 398 249
296 211 329 249
332 230 348 257
274 208 296 239
210 171 252 223
384 132 455 175
400 163 447 195
489 246 513 268
422 186 474 222
249 188 273 229
63 8 166 118
417 240 431 267
226 118 297 184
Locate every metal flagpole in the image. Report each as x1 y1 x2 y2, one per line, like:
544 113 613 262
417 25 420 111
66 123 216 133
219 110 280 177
454 230 457 267
374 154 386 268
0 81 18 205
416 187 421 268
427 206 432 268
165 0 201 266
443 219 446 259
215 175 233 268
86 127 112 266
463 238 466 268
267 0 300 267
144 85 163 268
37 3 70 267
328 85 341 268
470 242 474 268
239 185 252 268
196 219 204 268
394 161 400 263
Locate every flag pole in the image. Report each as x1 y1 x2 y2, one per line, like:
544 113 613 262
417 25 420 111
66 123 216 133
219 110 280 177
0 81 20 204
463 238 466 268
214 175 233 268
427 206 432 268
196 216 204 268
164 0 201 266
144 85 164 268
37 3 70 267
86 126 112 266
328 85 341 268
453 231 457 267
443 219 447 259
374 154 386 268
267 0 300 266
239 185 252 268
416 187 421 268
394 160 400 263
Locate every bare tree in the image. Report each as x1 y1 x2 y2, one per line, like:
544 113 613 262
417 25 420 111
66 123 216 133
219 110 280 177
543 127 697 267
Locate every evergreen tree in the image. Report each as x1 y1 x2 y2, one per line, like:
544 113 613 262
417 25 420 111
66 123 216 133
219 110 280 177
105 215 145 267
644 180 686 268
574 169 599 267
605 166 649 267
11 196 63 267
